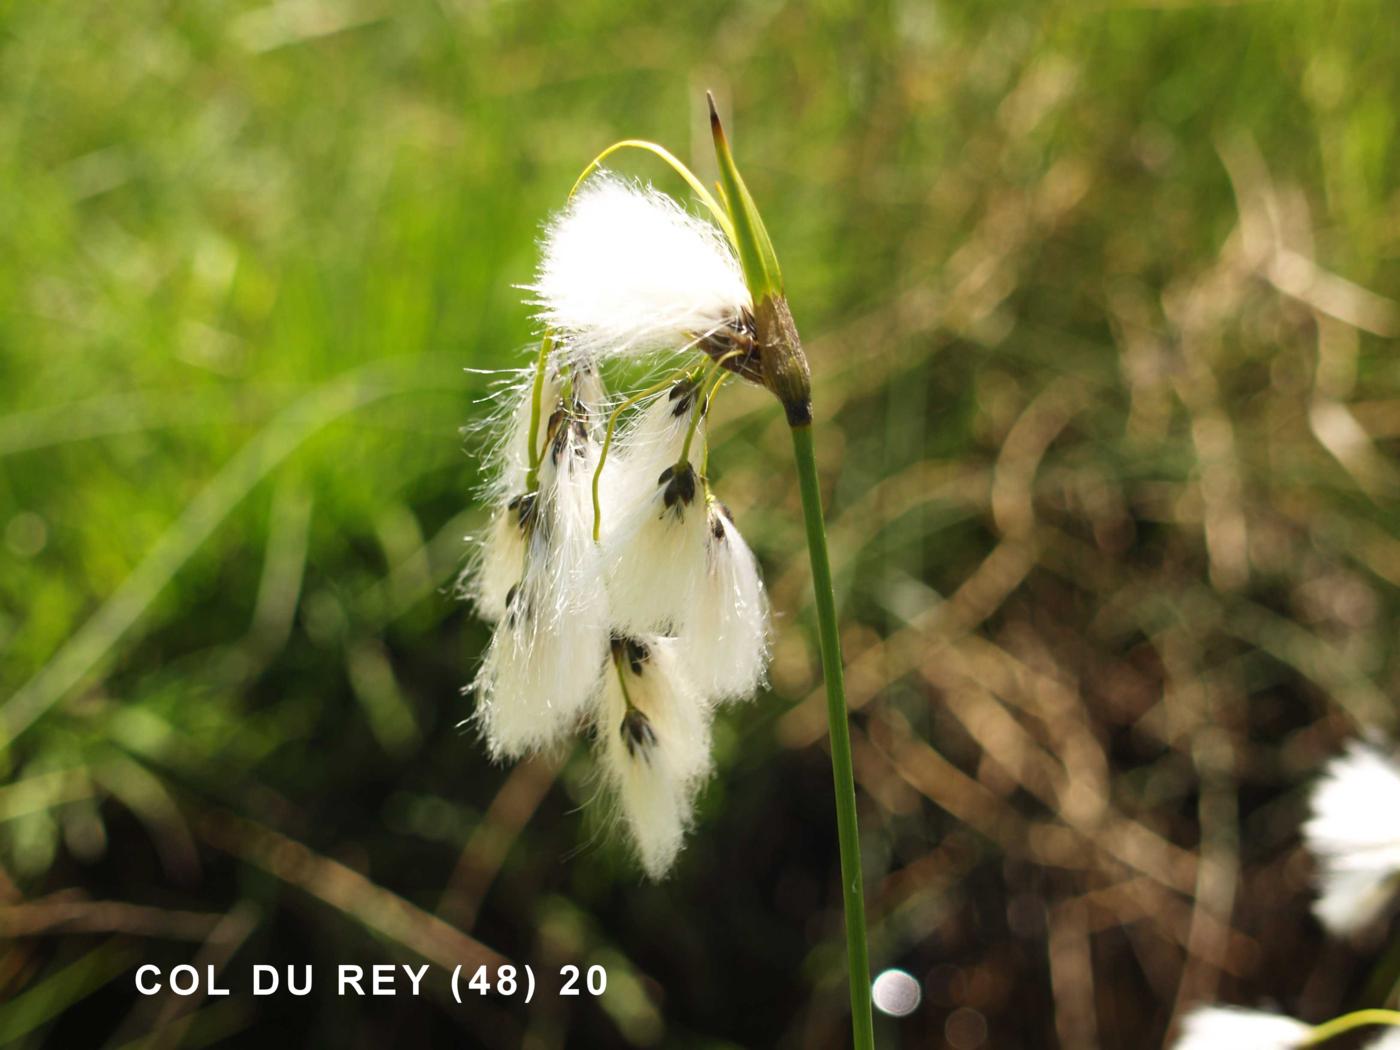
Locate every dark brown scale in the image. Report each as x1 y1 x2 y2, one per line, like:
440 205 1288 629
546 407 568 463
625 637 649 675
700 308 762 383
620 709 657 758
669 376 700 418
504 583 527 628
609 633 651 676
658 463 697 510
509 491 538 532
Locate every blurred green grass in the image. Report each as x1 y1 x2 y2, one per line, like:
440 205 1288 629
2 1 1399 1047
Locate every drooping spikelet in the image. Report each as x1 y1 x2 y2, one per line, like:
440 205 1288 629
596 634 712 878
602 455 710 637
463 369 561 622
472 392 609 758
678 501 769 703
1303 740 1400 936
597 377 700 538
528 173 751 363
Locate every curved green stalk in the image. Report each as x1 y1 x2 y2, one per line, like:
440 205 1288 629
676 350 740 471
569 139 736 246
790 422 874 1050
523 334 553 492
698 372 731 480
1304 1009 1400 1045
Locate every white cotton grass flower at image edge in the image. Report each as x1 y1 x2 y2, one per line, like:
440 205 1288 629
1170 1007 1313 1050
526 172 753 363
1303 739 1400 936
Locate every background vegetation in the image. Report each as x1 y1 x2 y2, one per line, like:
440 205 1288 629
2 1 1398 1047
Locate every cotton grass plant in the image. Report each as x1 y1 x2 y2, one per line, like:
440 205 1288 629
462 96 875 1046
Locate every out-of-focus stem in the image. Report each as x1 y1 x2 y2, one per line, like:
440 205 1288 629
1304 1008 1400 1045
789 422 874 1050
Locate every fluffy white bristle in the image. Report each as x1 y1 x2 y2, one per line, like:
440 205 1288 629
598 380 699 540
528 173 751 362
603 462 710 637
596 636 712 878
679 502 769 703
473 401 609 758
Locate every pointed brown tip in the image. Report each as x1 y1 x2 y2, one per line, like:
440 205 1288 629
706 91 725 140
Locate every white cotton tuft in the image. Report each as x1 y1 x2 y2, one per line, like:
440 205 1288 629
528 173 751 362
490 368 562 501
572 359 610 426
1303 740 1400 936
678 502 769 703
466 494 531 623
465 362 605 624
461 366 559 620
472 401 609 758
597 635 713 878
1366 1027 1400 1049
1170 1007 1312 1050
598 379 700 536
603 459 710 637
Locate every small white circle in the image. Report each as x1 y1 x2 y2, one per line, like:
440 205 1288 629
871 968 922 1017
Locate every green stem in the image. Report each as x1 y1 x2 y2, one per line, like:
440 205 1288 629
789 422 873 1050
699 372 731 480
1304 1009 1400 1045
523 334 553 492
677 350 742 472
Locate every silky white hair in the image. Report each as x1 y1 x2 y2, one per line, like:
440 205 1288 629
1303 740 1400 936
597 380 697 532
678 502 769 703
472 403 609 759
596 636 713 878
527 172 751 362
602 462 710 638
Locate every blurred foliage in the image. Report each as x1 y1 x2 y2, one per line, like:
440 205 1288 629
2 1 1399 1047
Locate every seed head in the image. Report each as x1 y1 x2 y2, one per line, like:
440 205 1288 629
527 173 751 364
1303 739 1400 935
